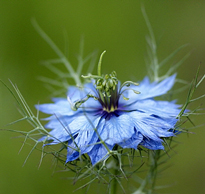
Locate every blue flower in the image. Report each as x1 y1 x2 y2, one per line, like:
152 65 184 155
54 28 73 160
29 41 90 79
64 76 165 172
36 71 181 165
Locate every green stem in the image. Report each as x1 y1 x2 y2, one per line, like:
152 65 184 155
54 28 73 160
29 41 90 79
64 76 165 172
148 150 160 192
135 150 160 194
110 173 117 194
110 158 119 194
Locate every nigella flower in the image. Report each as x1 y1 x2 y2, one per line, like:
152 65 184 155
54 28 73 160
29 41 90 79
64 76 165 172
37 52 181 165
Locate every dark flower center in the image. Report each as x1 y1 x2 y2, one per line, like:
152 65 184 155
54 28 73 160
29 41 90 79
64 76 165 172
95 71 119 113
70 51 140 112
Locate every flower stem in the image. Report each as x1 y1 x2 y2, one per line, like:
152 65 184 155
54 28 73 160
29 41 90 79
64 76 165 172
110 173 117 194
110 158 119 194
148 150 160 192
134 150 160 194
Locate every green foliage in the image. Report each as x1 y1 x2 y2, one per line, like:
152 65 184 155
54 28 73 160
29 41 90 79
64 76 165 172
32 19 98 96
142 6 190 83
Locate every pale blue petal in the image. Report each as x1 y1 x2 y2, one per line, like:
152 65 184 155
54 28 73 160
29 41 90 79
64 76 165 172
67 83 101 110
52 97 66 102
128 111 174 141
99 113 135 146
66 82 96 99
39 115 79 144
124 99 181 117
68 114 101 133
138 74 176 99
65 114 103 155
45 115 76 129
119 74 176 105
39 125 73 144
119 130 143 149
140 138 164 150
65 114 104 162
48 125 76 144
41 116 79 145
87 143 113 165
66 139 80 162
35 99 74 115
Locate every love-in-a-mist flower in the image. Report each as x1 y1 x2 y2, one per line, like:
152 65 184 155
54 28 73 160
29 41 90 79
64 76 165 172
37 51 181 165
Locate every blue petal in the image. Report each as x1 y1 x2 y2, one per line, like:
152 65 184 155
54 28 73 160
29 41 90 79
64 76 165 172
51 97 66 102
38 112 80 144
65 113 103 161
119 130 143 149
87 143 113 165
138 74 176 99
99 113 135 146
35 99 75 116
67 83 101 110
124 99 181 118
66 139 80 162
68 113 101 134
66 83 96 99
128 111 175 141
140 138 164 150
44 115 76 129
41 124 77 145
119 74 176 104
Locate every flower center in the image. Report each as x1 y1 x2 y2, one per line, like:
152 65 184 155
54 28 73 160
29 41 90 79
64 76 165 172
69 51 140 112
95 71 118 113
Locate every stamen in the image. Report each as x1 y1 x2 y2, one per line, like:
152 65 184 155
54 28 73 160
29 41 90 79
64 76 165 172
75 51 140 113
67 94 98 111
119 81 140 92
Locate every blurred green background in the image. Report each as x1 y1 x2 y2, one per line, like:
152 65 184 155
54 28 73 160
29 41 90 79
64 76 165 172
0 1 205 194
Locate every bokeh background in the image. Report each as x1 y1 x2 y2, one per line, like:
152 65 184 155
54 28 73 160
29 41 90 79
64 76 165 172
0 1 205 194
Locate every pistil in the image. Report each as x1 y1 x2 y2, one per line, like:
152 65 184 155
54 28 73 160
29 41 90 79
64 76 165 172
70 51 140 112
